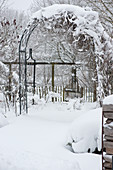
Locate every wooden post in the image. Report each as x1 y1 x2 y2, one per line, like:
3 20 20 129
52 64 54 91
9 63 12 101
91 88 93 102
86 87 87 101
93 82 97 102
102 104 113 170
80 87 83 98
77 81 79 93
63 86 65 101
71 67 77 89
52 64 54 102
112 156 113 170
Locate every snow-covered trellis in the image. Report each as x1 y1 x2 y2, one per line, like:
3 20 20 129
19 4 113 114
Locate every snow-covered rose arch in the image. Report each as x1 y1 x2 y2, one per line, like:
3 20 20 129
19 4 113 114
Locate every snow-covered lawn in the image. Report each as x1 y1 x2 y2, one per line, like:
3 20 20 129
0 102 102 170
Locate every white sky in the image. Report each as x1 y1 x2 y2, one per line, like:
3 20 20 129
8 0 33 12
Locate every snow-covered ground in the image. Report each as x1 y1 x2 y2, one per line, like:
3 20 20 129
0 101 102 170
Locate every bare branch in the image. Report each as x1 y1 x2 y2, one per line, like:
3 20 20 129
100 0 113 16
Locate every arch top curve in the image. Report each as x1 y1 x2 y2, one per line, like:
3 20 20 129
19 3 111 56
19 22 38 52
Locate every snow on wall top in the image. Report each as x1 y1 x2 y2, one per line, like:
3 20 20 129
103 95 113 105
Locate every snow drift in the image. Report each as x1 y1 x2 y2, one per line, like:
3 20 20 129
66 108 102 153
0 113 8 128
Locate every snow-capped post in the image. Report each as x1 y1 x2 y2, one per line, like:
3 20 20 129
102 95 113 170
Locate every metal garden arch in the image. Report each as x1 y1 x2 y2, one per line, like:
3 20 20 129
19 5 95 115
19 18 81 115
18 6 85 115
19 4 111 115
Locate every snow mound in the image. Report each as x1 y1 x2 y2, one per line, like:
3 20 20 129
66 108 102 153
0 114 8 128
0 148 80 170
103 95 113 105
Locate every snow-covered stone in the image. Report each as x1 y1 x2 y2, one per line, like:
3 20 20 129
66 108 102 153
103 95 113 105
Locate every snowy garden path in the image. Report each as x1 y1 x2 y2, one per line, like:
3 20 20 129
0 103 101 170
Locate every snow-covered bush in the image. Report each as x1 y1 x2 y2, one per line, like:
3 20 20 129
66 108 102 153
0 61 19 113
28 93 46 105
67 98 84 111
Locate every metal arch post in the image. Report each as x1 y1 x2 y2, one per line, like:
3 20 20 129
19 42 22 115
24 49 28 113
19 22 39 115
22 24 39 112
19 29 28 115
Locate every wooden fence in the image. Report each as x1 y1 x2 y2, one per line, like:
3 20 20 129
102 104 113 170
28 85 64 102
82 87 94 102
28 85 95 103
